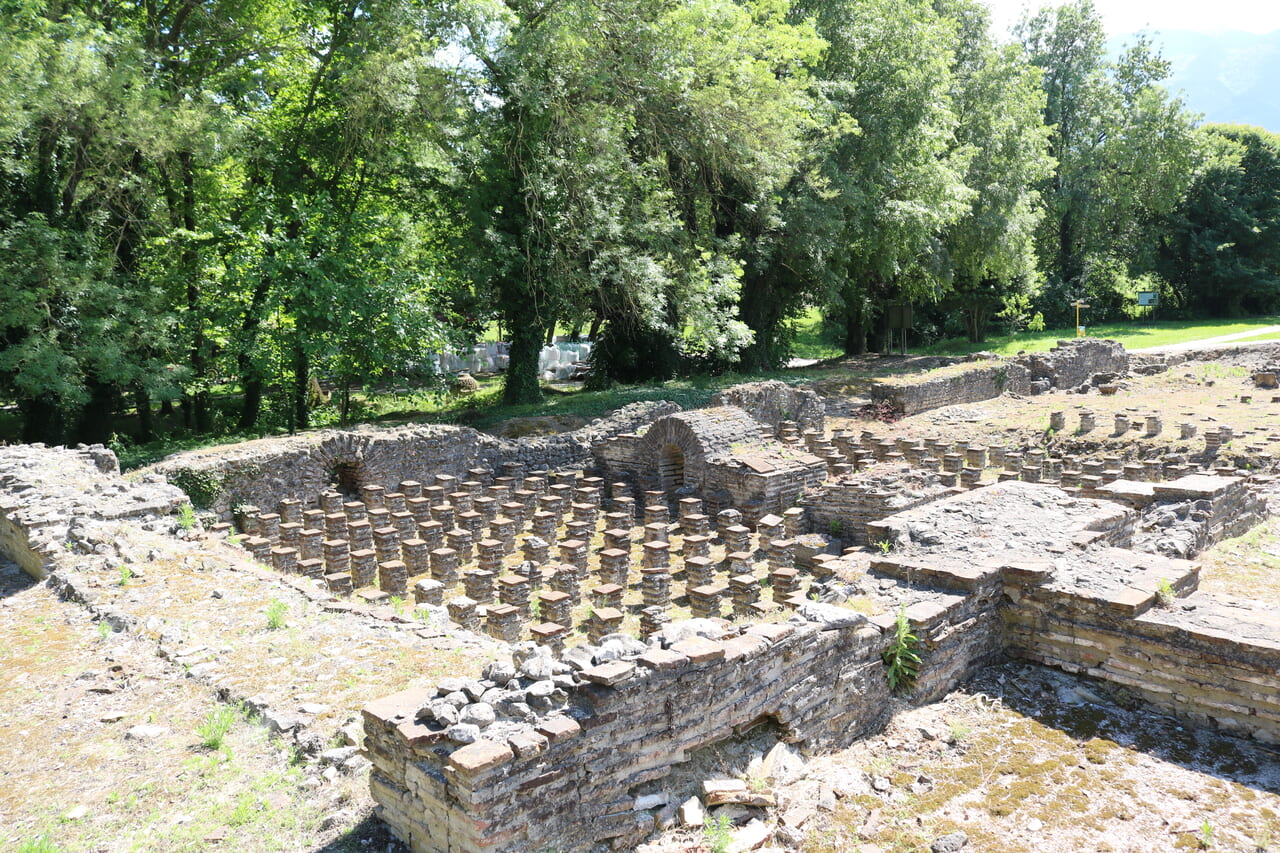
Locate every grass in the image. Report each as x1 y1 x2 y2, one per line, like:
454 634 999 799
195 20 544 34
789 306 844 361
264 599 287 630
197 706 239 751
917 315 1280 357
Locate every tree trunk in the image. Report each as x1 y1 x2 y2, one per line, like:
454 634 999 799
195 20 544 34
76 377 115 445
844 302 867 355
236 274 273 431
20 395 64 445
134 386 154 443
292 339 309 432
504 313 544 404
736 273 784 371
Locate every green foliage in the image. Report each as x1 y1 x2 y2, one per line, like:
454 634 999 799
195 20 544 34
703 813 734 853
1155 577 1176 607
264 599 287 631
883 605 922 692
1198 818 1215 849
1158 125 1280 317
170 469 225 512
176 503 197 531
117 566 133 587
16 835 58 853
1019 1 1200 325
197 706 238 751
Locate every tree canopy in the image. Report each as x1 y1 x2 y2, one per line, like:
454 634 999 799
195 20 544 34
0 0 1273 443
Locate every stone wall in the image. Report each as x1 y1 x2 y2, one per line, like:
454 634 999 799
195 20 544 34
0 444 186 578
868 362 1031 416
1133 474 1269 558
364 587 1005 853
710 380 825 436
801 466 954 544
148 401 679 517
1006 575 1280 743
592 407 825 519
1020 338 1129 390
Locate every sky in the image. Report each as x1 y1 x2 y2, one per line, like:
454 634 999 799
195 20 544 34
983 0 1280 38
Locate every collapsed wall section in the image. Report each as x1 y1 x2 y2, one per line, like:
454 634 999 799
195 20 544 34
365 587 1007 853
1020 337 1129 390
710 380 825 436
0 444 186 578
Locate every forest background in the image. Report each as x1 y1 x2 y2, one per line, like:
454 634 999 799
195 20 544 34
3 0 1280 447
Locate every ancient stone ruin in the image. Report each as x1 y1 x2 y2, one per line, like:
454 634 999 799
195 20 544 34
2 341 1279 853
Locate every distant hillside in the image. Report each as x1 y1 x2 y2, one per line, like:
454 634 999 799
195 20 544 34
1109 29 1280 132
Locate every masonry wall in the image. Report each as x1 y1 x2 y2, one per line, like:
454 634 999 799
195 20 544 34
1021 338 1129 389
364 584 1007 853
802 478 955 544
710 380 825 436
0 445 185 578
1006 579 1280 743
148 401 679 517
869 362 1031 416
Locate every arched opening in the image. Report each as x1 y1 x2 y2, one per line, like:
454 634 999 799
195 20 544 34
659 444 685 493
330 461 364 496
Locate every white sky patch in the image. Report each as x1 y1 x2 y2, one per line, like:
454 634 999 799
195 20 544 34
984 0 1280 39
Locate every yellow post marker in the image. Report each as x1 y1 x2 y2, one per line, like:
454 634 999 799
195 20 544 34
1073 300 1090 337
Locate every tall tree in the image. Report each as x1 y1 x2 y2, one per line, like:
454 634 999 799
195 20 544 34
786 0 972 355
936 0 1053 342
462 0 820 401
1018 0 1199 323
1158 125 1280 316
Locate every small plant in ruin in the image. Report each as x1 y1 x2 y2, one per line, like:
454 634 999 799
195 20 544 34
883 604 922 693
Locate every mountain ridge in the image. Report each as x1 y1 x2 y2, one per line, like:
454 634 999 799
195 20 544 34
1109 28 1280 132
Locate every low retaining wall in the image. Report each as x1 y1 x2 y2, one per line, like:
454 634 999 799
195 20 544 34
868 362 1030 416
147 401 679 517
1007 576 1280 743
364 587 1006 853
0 444 185 578
710 380 825 436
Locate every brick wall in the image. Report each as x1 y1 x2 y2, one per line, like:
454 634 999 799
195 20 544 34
868 362 1031 416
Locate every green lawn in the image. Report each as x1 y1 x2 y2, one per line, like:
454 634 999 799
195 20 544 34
918 316 1280 356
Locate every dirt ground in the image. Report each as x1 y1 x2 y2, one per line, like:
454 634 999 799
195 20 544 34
0 554 412 853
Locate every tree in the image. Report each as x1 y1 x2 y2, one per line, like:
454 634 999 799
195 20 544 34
785 0 972 355
0 3 181 443
1018 0 1199 324
1159 125 1280 316
936 0 1053 342
462 0 821 401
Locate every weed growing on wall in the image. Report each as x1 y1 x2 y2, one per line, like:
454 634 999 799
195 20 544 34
883 604 921 692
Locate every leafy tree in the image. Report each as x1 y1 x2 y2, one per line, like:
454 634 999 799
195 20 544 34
1158 125 1280 315
0 3 180 443
464 0 820 401
786 0 972 355
1018 0 1199 324
936 0 1053 342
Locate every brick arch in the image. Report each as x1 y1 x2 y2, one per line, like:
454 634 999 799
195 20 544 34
308 433 387 498
639 407 764 494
